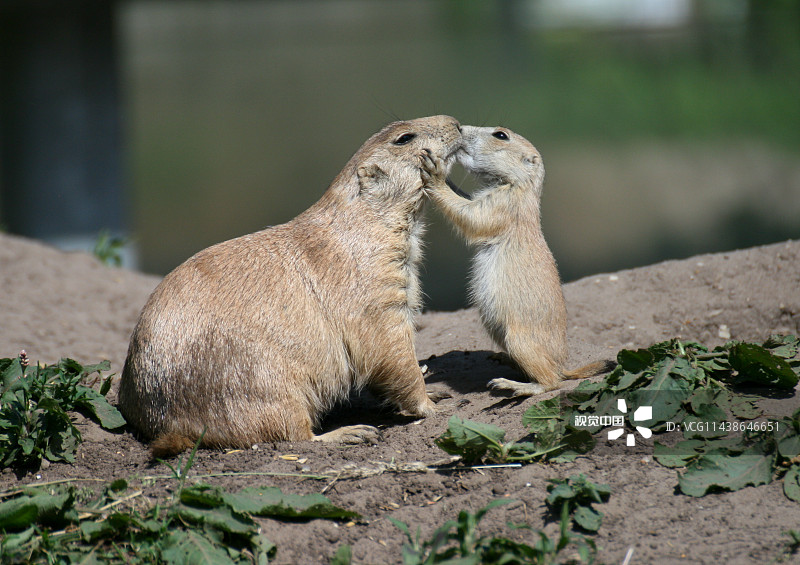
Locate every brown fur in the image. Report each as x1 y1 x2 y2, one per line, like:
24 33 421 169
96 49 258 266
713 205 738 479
421 125 613 396
119 116 462 456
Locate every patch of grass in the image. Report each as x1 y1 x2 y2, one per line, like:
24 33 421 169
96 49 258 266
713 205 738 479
784 529 800 553
378 498 597 565
0 353 125 472
0 439 358 564
0 481 275 564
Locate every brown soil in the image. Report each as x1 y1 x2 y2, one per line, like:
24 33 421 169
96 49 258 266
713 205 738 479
1 233 799 564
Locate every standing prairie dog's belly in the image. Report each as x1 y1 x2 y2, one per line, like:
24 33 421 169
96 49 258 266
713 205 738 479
421 125 611 395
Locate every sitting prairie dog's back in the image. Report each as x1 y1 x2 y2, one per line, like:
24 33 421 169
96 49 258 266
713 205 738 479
422 125 611 395
119 115 462 456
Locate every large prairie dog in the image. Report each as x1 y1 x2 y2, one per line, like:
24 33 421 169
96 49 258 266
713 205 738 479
421 125 611 396
119 116 462 456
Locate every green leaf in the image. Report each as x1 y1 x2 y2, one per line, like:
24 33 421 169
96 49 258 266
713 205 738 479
0 525 36 554
80 360 112 376
778 434 800 459
221 486 360 521
79 518 119 542
387 516 413 540
76 388 126 430
615 370 645 391
252 533 277 562
688 388 718 413
1 359 27 397
783 465 800 503
44 427 79 464
763 335 799 359
506 441 558 462
436 416 506 464
545 475 609 535
617 347 653 373
330 545 352 565
0 487 74 530
160 529 235 565
173 502 255 535
553 429 596 462
0 499 38 531
99 375 113 397
629 381 689 429
648 340 683 361
683 403 728 439
522 397 561 434
545 482 576 506
653 440 704 468
573 505 603 532
108 478 129 492
729 396 761 419
180 484 223 508
678 452 775 497
728 343 799 388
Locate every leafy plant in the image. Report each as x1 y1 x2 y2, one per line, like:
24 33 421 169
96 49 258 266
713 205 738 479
510 334 800 501
0 478 358 563
521 397 596 463
653 406 800 499
0 353 125 471
93 230 128 267
388 498 597 565
545 474 610 533
435 396 598 465
435 416 565 464
330 544 353 565
0 481 275 564
784 529 800 555
565 335 799 438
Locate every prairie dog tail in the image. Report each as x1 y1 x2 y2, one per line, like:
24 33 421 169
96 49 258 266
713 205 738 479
150 432 197 459
562 359 617 381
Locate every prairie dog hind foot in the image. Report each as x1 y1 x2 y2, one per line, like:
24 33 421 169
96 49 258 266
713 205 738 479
313 425 384 444
488 378 546 397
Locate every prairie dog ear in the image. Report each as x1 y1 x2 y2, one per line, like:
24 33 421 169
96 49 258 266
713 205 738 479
357 164 387 181
357 163 388 194
523 154 539 166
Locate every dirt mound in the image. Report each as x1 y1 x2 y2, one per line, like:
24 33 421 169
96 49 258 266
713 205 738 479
1 233 798 564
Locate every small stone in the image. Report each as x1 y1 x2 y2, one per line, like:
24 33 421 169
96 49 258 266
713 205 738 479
718 325 731 339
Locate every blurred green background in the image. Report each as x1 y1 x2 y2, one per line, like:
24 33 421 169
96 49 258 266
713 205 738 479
11 0 800 311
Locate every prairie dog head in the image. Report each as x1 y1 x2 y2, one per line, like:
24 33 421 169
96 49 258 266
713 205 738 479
347 116 462 206
457 125 544 191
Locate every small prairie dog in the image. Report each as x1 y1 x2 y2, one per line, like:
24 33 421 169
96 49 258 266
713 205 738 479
119 116 462 456
421 125 612 396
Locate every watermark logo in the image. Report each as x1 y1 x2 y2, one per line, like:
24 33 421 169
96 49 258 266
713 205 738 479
573 398 653 447
607 399 652 446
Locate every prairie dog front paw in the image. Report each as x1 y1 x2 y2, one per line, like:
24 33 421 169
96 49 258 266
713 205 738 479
419 149 448 192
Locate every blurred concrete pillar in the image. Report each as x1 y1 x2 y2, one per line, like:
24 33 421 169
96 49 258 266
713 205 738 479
0 0 131 263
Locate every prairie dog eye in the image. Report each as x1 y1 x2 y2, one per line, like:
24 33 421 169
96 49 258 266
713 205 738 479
393 133 416 145
492 131 510 141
